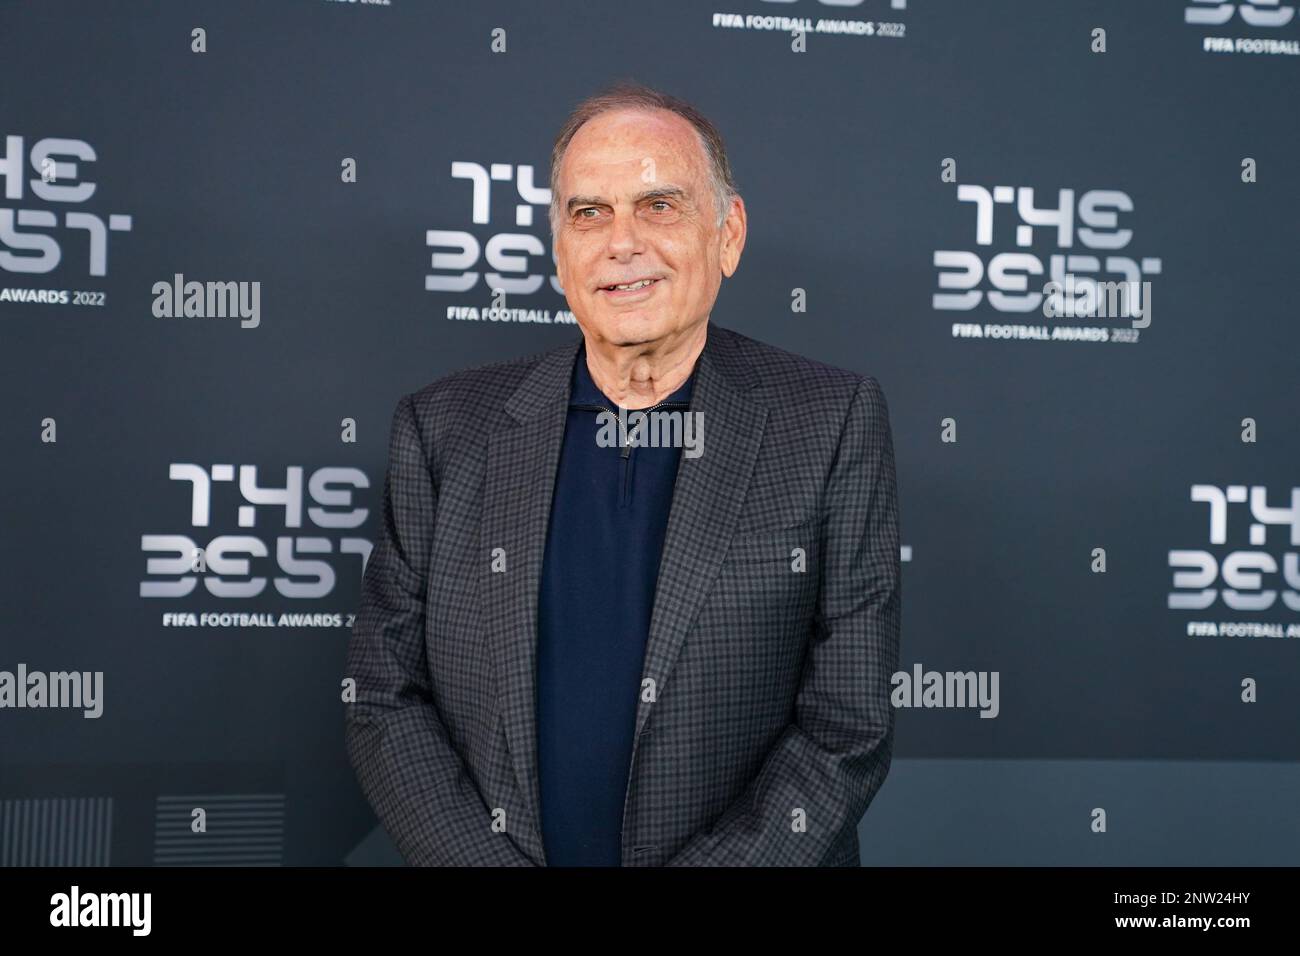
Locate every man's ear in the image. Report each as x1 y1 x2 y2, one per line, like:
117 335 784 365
553 235 569 292
719 196 747 278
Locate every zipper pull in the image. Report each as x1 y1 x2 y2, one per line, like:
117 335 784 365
616 404 633 458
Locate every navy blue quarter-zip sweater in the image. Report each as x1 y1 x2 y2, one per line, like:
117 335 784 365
535 341 697 866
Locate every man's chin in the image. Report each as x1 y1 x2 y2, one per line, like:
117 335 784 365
592 312 671 347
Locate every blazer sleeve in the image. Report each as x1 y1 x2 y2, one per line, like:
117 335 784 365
344 393 535 866
665 376 901 866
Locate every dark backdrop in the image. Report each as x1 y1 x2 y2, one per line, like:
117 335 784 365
2 0 1297 865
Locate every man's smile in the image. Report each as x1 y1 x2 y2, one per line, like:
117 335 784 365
598 276 665 300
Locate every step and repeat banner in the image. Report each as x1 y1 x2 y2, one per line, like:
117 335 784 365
1 0 1297 865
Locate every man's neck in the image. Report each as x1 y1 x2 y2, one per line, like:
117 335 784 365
583 322 707 409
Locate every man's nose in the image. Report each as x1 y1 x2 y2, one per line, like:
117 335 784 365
605 209 642 257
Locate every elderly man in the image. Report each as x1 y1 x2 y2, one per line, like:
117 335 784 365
345 82 901 866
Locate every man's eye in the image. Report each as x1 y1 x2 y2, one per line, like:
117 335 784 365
650 201 671 213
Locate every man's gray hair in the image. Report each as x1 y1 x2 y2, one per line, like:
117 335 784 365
548 81 740 236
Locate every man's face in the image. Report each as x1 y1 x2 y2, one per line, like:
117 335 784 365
553 108 745 349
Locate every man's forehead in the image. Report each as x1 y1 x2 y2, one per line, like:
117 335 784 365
562 110 705 185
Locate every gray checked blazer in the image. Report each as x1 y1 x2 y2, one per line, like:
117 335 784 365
344 321 901 866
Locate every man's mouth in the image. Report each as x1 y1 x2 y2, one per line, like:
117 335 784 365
599 277 662 294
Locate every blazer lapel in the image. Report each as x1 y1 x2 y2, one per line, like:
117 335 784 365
481 335 581 859
631 325 766 744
